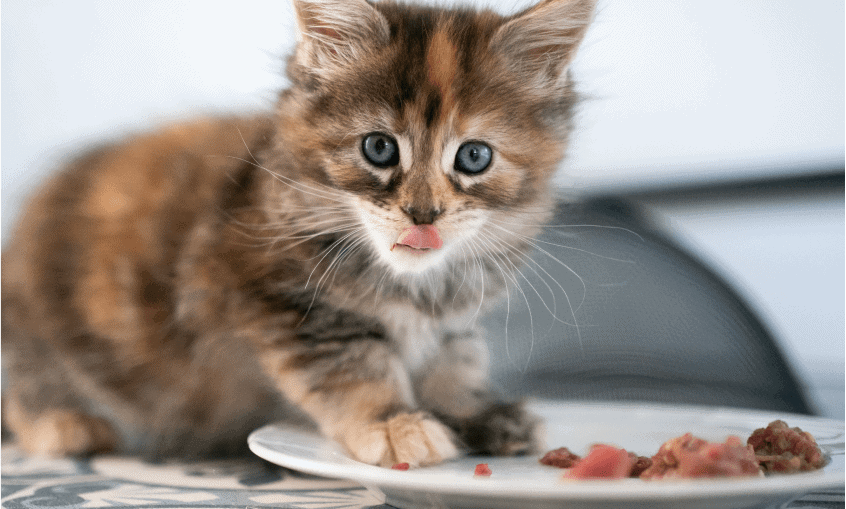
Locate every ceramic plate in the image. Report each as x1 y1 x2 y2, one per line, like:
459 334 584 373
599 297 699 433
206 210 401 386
248 400 844 509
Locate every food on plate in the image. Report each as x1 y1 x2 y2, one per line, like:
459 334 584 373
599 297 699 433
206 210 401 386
628 452 653 477
539 447 581 468
474 463 492 476
543 419 824 481
639 433 762 479
541 445 653 479
747 420 825 473
391 463 410 471
562 445 634 480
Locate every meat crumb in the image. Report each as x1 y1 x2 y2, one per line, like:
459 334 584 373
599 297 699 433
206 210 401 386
539 447 581 468
390 463 410 471
474 463 492 476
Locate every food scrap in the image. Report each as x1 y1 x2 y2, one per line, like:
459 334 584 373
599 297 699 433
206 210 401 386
474 463 492 476
747 420 825 473
563 445 634 480
541 445 651 478
391 462 410 471
540 419 824 481
539 447 581 468
639 433 761 480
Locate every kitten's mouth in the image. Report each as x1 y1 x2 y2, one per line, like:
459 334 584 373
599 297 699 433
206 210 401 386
391 225 443 252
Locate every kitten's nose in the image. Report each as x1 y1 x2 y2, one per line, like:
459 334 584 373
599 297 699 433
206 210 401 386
402 205 442 225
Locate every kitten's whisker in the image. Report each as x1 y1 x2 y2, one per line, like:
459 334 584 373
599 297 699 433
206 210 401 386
452 244 470 307
234 127 348 200
488 223 588 314
463 237 488 329
316 234 368 299
483 229 581 329
227 155 347 204
469 235 518 368
490 217 645 242
485 225 585 352
372 264 393 307
298 228 366 325
489 219 637 263
476 232 537 373
303 228 363 290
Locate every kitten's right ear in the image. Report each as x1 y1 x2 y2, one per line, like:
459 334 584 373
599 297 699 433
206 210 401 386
292 0 390 77
491 0 596 89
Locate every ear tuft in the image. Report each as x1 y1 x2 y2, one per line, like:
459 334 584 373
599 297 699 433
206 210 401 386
292 0 390 76
491 0 596 88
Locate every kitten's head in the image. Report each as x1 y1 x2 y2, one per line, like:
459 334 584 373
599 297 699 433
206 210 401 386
276 0 594 277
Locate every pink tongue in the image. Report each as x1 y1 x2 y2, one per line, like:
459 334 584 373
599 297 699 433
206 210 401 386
393 225 443 250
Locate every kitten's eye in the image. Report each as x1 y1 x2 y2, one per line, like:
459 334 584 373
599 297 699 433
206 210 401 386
454 142 492 175
362 132 400 168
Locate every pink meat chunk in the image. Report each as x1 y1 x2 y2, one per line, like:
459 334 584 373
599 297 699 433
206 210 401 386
563 445 634 480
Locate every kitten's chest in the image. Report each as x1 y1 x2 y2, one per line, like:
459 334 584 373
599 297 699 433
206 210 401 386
379 304 443 373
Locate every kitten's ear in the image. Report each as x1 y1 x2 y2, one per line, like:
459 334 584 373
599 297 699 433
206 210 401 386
292 0 390 76
490 0 595 88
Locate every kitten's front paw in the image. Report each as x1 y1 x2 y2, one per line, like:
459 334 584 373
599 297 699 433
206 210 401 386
342 412 460 467
459 401 545 456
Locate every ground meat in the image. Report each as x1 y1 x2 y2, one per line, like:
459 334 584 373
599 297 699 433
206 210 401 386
539 447 581 468
628 452 653 477
747 420 825 473
639 433 762 480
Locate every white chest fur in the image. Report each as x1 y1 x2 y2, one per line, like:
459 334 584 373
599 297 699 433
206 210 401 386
380 303 442 374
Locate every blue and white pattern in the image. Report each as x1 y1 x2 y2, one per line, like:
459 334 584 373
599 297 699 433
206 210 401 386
2 444 843 508
1 446 390 509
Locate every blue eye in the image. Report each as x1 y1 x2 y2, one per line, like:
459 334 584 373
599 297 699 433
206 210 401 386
362 132 399 168
454 142 492 174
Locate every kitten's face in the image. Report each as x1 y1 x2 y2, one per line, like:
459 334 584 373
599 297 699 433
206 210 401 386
281 0 593 277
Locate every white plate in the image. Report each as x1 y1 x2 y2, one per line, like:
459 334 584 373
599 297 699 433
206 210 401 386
248 400 844 509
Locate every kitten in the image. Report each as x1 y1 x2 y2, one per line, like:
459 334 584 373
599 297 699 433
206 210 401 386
2 0 594 465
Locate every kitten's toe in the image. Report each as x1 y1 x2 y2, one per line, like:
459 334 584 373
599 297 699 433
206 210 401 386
459 401 545 456
342 412 460 467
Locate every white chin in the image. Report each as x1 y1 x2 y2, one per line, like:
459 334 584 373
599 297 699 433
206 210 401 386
386 244 447 275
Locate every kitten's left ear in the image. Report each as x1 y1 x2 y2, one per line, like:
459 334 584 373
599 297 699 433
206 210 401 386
292 0 390 77
490 0 596 88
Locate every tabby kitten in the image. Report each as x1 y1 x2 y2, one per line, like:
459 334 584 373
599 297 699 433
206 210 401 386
2 0 594 465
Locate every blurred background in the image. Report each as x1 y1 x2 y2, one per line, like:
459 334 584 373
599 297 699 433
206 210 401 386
2 0 843 418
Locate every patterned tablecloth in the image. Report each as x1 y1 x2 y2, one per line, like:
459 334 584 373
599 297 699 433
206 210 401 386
2 444 843 509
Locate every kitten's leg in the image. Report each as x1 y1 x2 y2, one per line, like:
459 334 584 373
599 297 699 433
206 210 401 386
258 335 459 467
417 330 545 456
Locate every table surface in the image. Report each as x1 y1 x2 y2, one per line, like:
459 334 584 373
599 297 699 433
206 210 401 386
2 444 844 509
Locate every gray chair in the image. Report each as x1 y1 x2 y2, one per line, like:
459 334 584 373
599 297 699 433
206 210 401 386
485 198 812 415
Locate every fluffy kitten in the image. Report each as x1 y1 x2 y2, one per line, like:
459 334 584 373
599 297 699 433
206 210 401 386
2 0 594 465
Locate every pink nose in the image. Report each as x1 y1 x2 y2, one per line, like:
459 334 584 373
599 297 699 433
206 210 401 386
392 225 443 250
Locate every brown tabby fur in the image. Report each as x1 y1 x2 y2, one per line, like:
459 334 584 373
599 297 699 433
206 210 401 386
2 0 594 465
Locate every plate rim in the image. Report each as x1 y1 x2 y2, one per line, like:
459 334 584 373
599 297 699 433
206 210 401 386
247 400 845 502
